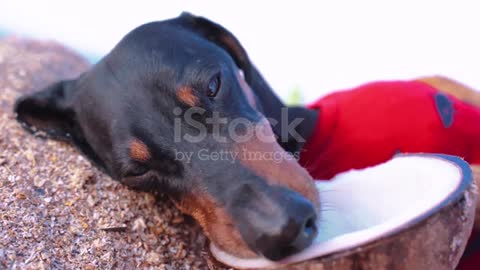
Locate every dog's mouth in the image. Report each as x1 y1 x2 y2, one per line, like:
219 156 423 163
210 154 473 269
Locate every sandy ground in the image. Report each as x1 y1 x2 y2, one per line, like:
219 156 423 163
0 37 229 270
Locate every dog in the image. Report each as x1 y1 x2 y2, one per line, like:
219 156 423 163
14 12 322 261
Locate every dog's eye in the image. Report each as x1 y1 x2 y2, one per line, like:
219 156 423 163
207 74 221 98
126 163 149 177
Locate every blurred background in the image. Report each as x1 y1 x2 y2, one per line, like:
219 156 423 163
2 0 479 104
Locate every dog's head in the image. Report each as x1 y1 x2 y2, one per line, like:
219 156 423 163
14 13 319 260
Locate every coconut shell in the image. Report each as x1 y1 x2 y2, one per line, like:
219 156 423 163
263 155 477 270
470 165 480 231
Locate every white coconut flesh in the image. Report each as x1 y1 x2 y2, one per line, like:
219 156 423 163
210 155 466 269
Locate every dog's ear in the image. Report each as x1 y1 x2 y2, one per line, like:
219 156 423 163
177 12 255 82
15 80 78 140
177 13 319 154
15 80 108 171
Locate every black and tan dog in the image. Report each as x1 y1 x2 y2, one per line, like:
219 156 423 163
14 12 321 260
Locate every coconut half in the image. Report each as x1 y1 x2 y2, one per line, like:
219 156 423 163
211 154 477 270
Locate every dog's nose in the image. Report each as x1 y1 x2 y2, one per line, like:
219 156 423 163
250 187 318 261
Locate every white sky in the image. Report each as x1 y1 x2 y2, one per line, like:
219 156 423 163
2 0 480 103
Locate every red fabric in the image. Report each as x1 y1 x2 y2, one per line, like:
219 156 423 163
298 80 480 270
299 80 480 179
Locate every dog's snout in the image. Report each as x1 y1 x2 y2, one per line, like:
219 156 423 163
233 185 318 261
289 213 317 256
259 190 318 261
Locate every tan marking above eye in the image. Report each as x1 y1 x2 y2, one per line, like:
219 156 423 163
177 86 198 106
129 139 151 162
